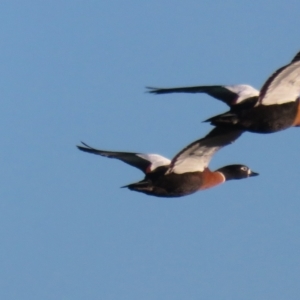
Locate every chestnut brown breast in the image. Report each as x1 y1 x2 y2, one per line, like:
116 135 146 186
292 100 300 126
197 168 225 191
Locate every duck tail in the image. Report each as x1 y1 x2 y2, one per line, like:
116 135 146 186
204 111 239 125
121 180 153 192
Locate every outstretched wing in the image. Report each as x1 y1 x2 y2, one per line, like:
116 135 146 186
166 127 243 174
258 50 300 106
77 142 171 174
147 84 259 107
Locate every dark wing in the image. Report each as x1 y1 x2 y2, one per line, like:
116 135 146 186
147 84 259 107
202 126 243 140
290 50 300 63
258 50 300 105
166 127 243 174
77 142 170 174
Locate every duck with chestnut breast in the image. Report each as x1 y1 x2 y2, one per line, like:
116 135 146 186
148 50 300 133
77 127 258 198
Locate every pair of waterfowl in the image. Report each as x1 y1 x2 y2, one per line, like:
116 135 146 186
78 50 300 197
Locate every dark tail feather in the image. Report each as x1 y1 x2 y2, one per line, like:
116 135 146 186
121 180 153 192
204 112 238 125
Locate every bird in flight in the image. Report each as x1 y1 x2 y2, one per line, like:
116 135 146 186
148 51 300 133
77 127 258 198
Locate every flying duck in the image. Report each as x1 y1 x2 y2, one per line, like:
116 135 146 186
77 128 258 198
148 50 300 133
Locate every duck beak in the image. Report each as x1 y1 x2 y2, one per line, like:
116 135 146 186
249 170 259 177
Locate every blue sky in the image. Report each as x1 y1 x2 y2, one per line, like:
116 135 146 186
1 1 300 299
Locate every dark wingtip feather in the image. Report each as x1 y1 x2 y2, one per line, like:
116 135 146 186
80 141 92 148
145 86 161 94
77 141 88 150
77 141 99 154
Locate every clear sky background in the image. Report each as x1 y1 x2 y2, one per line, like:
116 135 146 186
1 1 300 299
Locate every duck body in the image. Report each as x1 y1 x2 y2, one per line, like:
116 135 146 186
125 168 225 198
209 100 300 133
77 128 258 198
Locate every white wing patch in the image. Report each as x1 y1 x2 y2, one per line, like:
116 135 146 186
259 60 300 105
167 144 219 174
136 154 170 171
225 84 259 103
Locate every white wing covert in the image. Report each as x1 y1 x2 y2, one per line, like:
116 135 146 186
225 85 259 104
166 128 243 175
259 55 300 106
136 154 171 171
167 142 219 174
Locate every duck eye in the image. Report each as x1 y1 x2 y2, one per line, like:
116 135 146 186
241 166 247 171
